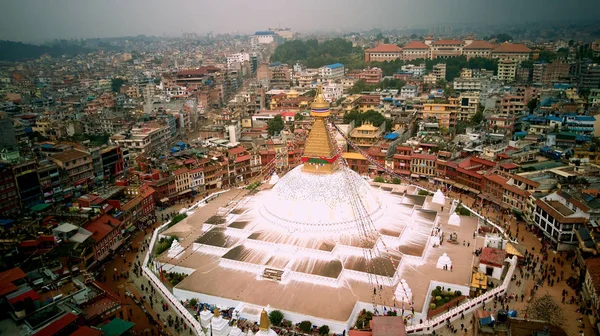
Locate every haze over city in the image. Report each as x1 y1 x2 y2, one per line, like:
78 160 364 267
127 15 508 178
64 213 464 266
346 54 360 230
0 0 599 42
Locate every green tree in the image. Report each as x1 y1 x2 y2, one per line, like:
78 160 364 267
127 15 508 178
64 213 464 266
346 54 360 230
343 110 389 130
318 325 330 335
111 77 124 93
269 310 284 326
294 112 304 121
383 37 390 44
527 98 538 113
267 115 285 136
299 321 313 333
471 108 484 125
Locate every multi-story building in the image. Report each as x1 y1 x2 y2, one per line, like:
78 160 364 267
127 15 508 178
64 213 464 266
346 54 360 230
580 63 600 90
253 31 276 45
401 64 427 76
488 114 519 135
534 190 589 251
457 93 480 121
501 94 525 115
392 146 412 176
83 215 123 263
348 121 385 149
37 161 64 205
432 63 447 81
100 145 125 178
227 53 250 68
582 258 600 323
0 112 18 152
400 85 419 99
318 63 345 80
322 83 344 103
402 41 430 61
189 167 206 195
347 68 383 84
174 168 190 195
0 164 19 217
497 59 518 82
12 160 43 208
49 149 94 187
430 40 463 59
491 43 532 61
410 153 437 177
296 70 318 88
112 125 170 160
503 174 539 213
422 101 458 129
364 44 402 62
561 114 595 135
453 77 483 91
462 40 495 60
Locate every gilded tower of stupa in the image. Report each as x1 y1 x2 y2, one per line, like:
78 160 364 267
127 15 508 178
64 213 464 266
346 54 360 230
301 85 339 174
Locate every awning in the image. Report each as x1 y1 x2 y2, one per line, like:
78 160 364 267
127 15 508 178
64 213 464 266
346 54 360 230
410 174 420 178
30 203 51 212
178 189 192 196
100 318 135 336
127 225 137 232
160 198 169 202
33 312 78 336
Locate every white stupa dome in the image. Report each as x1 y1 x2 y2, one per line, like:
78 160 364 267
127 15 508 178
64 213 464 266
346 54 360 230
268 172 280 185
436 252 452 269
448 213 461 226
258 165 383 236
432 189 445 205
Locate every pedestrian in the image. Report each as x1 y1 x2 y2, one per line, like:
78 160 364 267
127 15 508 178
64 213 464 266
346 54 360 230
450 265 453 272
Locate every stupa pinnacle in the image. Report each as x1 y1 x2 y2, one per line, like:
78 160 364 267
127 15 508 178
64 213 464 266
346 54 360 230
301 85 338 174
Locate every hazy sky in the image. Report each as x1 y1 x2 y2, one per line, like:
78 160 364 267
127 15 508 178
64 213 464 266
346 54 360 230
0 0 597 42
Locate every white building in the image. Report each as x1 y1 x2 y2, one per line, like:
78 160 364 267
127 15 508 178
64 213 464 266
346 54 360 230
189 167 205 192
400 64 427 76
112 126 170 160
533 190 590 251
400 85 418 99
322 83 343 103
227 53 250 68
497 59 518 82
478 247 507 280
432 63 446 82
454 78 483 91
318 63 345 80
253 31 276 45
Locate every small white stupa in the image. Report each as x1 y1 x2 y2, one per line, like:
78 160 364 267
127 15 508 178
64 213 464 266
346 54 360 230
199 306 213 328
228 326 243 336
394 278 413 303
432 189 445 205
448 213 461 226
210 307 231 336
167 239 185 259
268 172 280 185
255 309 277 336
436 252 453 270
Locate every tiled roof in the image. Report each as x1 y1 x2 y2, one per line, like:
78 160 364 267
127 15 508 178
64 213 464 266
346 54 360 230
492 43 532 53
411 153 437 160
463 41 496 49
50 149 89 163
479 247 507 267
432 40 463 45
228 146 246 155
485 174 508 186
234 154 251 163
511 174 540 187
366 44 402 53
500 163 519 170
403 41 429 49
535 199 587 224
585 258 600 294
83 214 121 242
504 183 529 197
173 167 189 175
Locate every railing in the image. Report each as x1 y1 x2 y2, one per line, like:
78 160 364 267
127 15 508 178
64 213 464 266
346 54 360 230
405 256 517 334
142 190 231 336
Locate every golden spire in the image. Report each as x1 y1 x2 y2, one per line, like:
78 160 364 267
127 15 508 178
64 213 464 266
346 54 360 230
302 84 338 174
259 309 270 330
310 85 330 117
213 307 220 318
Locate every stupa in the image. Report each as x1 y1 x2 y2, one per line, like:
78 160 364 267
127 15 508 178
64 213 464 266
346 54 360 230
160 85 478 333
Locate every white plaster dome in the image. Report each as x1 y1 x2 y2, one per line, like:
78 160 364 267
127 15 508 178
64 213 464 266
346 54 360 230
258 165 383 235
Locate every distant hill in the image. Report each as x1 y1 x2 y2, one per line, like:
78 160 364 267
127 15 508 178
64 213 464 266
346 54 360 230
0 40 91 62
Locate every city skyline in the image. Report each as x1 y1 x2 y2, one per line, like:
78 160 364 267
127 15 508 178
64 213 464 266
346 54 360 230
1 0 599 42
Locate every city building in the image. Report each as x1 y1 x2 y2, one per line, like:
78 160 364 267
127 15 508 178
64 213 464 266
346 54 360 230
253 31 276 45
491 43 532 61
430 40 463 59
432 63 447 81
534 191 589 251
347 68 383 84
364 44 402 62
318 63 345 80
497 59 518 82
462 40 495 60
401 41 430 61
49 149 94 187
422 102 458 129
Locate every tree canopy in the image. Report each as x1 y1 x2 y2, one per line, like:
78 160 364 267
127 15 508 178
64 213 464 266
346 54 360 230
111 78 125 93
267 115 285 136
268 310 284 326
343 110 390 131
270 38 364 69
